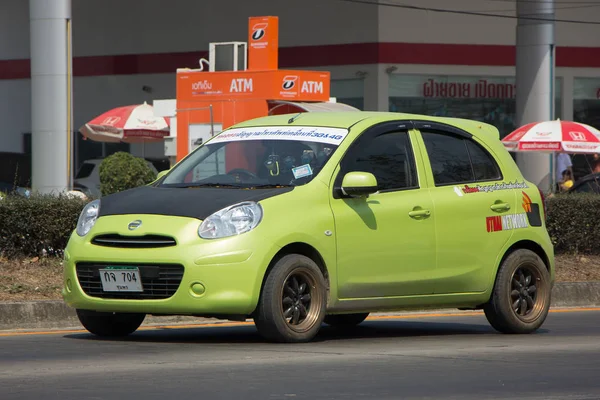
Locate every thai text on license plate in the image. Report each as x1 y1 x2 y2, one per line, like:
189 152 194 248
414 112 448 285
99 266 143 292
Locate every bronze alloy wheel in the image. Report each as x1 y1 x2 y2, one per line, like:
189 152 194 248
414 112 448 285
254 254 327 342
484 248 551 334
279 267 323 333
509 263 549 323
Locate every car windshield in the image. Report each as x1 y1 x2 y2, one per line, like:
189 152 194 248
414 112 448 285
76 162 95 179
160 125 349 188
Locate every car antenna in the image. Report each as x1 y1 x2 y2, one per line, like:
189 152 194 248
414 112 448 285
288 112 303 124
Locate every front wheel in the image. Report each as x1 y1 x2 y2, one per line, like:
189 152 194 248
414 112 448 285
254 254 327 343
76 309 146 337
484 249 551 334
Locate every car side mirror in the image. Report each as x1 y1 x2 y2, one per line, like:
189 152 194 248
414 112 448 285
340 171 378 197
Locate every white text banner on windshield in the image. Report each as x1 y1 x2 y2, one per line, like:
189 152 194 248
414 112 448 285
209 126 350 145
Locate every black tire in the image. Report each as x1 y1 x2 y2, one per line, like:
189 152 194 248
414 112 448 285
76 309 146 337
484 249 551 334
324 313 369 327
254 254 327 343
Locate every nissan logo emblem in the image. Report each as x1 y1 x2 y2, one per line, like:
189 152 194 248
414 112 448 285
128 220 142 230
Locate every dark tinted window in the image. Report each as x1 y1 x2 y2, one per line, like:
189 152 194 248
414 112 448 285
75 163 95 179
573 179 600 194
466 140 502 181
422 133 472 185
341 131 417 191
422 132 501 185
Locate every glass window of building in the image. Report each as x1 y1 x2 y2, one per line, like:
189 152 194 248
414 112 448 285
331 78 364 110
389 75 562 139
574 78 600 130
572 77 600 179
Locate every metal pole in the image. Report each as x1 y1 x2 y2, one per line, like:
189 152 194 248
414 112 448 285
515 0 555 192
209 104 215 136
29 0 72 194
66 18 73 190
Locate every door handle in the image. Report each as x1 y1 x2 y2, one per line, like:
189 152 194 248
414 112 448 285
490 202 511 212
408 209 431 218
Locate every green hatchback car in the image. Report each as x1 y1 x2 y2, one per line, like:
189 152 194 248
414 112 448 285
62 111 554 343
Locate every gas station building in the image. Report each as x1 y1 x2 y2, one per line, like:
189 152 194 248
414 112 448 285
1 0 599 192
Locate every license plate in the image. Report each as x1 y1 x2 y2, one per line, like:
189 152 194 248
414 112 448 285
98 266 143 292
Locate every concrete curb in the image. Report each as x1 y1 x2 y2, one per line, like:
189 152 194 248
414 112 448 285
1 282 599 331
549 282 600 307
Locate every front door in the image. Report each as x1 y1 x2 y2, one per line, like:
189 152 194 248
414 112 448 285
330 123 437 298
416 125 518 294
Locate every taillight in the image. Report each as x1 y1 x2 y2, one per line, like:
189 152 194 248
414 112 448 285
538 187 547 221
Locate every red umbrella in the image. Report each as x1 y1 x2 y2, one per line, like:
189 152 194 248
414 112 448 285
502 119 600 153
79 102 170 143
502 119 600 192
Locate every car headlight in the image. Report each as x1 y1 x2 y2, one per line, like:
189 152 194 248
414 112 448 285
198 201 263 239
76 199 100 237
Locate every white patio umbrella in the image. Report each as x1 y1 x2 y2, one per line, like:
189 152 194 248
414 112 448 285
502 119 600 192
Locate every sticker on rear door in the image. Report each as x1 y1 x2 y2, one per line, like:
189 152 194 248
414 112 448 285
455 180 529 195
486 213 529 233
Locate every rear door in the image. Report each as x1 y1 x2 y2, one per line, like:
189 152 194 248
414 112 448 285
414 122 519 294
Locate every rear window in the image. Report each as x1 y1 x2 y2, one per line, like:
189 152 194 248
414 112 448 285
421 132 502 185
76 163 95 179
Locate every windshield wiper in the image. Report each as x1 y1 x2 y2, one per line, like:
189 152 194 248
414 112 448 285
163 183 243 189
250 184 294 188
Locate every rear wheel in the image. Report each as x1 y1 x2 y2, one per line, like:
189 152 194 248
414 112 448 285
76 309 146 337
254 254 327 343
324 313 369 327
484 249 551 334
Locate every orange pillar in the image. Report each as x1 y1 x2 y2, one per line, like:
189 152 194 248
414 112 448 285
176 110 189 162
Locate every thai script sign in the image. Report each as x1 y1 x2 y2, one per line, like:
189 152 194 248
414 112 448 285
423 79 516 99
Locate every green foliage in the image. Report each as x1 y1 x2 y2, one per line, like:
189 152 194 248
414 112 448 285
1 187 599 259
99 152 156 196
546 193 600 255
0 193 87 258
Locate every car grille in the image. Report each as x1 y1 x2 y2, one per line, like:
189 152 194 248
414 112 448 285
91 234 176 248
75 262 184 299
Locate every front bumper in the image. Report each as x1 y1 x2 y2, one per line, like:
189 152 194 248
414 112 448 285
62 214 279 316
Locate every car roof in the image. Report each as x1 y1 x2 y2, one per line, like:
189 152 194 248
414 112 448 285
229 111 500 141
573 172 600 184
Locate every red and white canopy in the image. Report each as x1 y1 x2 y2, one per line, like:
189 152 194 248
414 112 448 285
502 119 600 153
79 102 170 143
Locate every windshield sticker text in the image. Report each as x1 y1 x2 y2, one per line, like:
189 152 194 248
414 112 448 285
210 126 350 145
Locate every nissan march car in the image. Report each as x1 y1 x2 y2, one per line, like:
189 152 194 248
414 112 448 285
62 111 554 343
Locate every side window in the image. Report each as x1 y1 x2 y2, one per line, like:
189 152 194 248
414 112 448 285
465 140 502 181
421 132 472 185
573 180 600 194
340 131 418 191
421 131 501 186
573 182 594 193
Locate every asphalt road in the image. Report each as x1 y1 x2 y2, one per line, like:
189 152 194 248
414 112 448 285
1 309 600 400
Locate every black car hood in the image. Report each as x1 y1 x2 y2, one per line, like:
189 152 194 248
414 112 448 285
98 185 293 220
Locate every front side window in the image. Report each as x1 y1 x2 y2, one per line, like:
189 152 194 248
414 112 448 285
339 131 418 191
422 131 502 186
160 126 349 188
